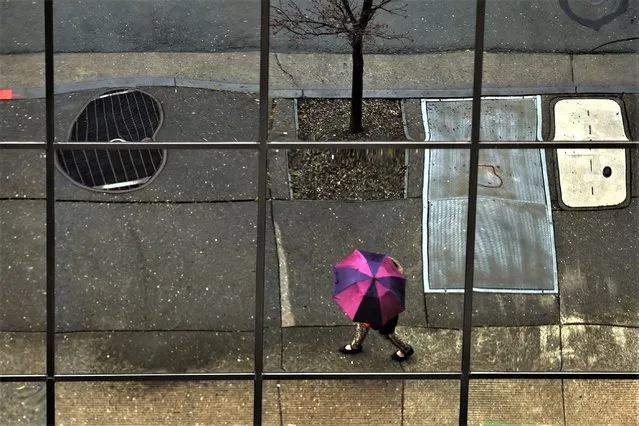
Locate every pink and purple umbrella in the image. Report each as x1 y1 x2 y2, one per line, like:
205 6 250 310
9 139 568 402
332 249 406 328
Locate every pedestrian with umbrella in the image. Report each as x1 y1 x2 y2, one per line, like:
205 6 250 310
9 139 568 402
333 249 414 361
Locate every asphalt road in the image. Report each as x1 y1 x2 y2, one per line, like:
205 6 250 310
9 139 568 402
0 0 637 54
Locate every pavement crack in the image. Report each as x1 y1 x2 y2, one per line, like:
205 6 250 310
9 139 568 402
275 53 299 89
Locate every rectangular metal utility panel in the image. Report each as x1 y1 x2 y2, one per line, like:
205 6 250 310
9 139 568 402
422 97 558 293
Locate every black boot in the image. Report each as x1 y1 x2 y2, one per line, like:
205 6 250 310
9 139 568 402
391 346 414 362
339 323 369 354
339 344 363 354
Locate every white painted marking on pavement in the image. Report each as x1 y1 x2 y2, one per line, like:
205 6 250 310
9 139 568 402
421 99 431 294
274 221 295 327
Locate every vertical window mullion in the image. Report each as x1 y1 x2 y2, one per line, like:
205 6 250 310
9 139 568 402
254 0 271 424
44 0 56 425
459 0 487 424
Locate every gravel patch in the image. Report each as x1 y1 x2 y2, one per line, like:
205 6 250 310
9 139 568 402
288 98 407 200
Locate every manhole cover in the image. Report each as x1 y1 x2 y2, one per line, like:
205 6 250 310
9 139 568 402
56 89 166 192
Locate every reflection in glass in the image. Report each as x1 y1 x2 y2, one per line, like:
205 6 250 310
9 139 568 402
53 0 260 143
54 150 260 374
483 1 637 94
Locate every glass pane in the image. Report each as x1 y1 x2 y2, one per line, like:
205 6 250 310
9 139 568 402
0 0 45 126
480 0 638 253
470 148 637 372
468 379 564 425
57 381 259 425
474 0 639 369
265 143 462 373
483 0 638 96
54 1 259 142
54 149 260 374
555 198 638 372
0 98 46 142
0 0 47 377
0 382 46 425
54 146 257 202
0 193 46 375
281 98 409 201
269 1 477 200
267 380 407 425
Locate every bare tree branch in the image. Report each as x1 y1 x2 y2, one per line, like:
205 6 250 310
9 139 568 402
271 0 409 44
272 0 351 38
370 0 408 17
340 0 357 24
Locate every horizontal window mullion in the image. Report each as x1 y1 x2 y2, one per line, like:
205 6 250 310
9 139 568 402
270 141 637 149
53 372 254 382
470 371 639 380
264 372 460 380
0 142 47 149
51 141 259 149
2 141 635 150
0 374 48 382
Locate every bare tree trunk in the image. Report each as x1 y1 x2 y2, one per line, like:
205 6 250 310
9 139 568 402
350 38 364 134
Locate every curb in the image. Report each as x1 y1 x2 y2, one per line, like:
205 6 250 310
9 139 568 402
3 77 638 100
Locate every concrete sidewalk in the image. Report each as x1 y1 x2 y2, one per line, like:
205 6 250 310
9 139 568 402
1 51 637 98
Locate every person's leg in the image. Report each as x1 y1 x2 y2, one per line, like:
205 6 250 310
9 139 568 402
386 332 414 361
378 316 414 361
339 322 370 354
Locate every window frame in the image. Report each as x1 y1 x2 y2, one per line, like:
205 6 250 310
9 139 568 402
0 1 636 425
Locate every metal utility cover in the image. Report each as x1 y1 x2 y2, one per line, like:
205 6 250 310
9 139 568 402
422 97 557 293
57 89 166 193
553 98 629 209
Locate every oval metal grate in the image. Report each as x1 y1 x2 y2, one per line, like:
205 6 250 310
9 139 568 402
56 89 166 192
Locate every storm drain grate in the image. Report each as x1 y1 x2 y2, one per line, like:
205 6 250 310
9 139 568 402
56 89 166 192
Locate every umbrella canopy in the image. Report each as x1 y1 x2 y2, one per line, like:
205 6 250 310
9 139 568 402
333 249 406 327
